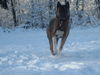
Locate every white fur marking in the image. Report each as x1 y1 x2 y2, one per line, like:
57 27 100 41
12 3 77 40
56 30 64 38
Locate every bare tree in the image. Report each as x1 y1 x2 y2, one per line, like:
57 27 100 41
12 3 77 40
76 0 84 19
0 0 8 9
49 0 53 19
95 0 100 19
11 0 17 26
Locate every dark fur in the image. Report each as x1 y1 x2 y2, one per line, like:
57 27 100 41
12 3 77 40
47 1 70 55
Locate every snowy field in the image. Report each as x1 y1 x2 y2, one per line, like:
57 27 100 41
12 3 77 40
0 26 100 75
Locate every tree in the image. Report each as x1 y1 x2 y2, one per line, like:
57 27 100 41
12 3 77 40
49 0 53 19
0 0 8 9
95 0 100 19
11 0 17 26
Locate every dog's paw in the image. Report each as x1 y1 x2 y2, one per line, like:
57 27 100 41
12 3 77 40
57 49 62 56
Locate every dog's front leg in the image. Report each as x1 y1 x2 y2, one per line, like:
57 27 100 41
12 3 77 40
52 36 57 55
58 36 67 55
47 36 54 55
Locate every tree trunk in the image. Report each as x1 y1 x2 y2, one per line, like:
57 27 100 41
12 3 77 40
76 0 79 11
49 0 53 19
95 0 100 19
11 0 17 27
0 0 8 9
17 0 21 25
82 0 84 11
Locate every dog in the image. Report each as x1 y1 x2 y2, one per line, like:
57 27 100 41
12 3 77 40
47 0 70 56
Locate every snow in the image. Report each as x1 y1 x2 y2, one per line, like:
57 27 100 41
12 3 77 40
0 26 100 75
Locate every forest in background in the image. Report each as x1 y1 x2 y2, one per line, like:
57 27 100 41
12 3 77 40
0 0 100 30
0 1 100 74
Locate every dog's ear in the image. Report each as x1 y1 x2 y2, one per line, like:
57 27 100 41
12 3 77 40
65 1 69 8
65 0 67 3
57 1 61 8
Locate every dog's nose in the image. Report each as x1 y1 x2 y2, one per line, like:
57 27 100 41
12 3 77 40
60 18 66 21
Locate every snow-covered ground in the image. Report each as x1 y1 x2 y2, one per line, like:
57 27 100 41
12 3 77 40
0 26 100 75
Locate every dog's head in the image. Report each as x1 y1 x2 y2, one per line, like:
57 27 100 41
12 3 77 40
56 1 70 21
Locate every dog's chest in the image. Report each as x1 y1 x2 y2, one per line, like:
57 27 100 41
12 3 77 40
56 30 64 38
